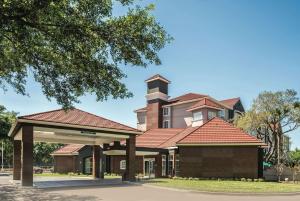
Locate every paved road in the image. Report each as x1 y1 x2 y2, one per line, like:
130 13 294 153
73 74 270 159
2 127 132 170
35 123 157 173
1 176 300 201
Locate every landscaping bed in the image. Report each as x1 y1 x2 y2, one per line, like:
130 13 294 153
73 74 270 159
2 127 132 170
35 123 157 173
144 178 300 193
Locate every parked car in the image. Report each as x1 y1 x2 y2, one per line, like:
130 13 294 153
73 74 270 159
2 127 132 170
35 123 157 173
33 167 43 174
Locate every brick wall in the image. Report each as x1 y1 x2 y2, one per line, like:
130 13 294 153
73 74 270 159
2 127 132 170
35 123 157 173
110 155 163 177
110 155 143 175
54 156 78 173
179 146 258 178
146 101 162 130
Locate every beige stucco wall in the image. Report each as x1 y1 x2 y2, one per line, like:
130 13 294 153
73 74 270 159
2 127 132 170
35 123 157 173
170 102 195 128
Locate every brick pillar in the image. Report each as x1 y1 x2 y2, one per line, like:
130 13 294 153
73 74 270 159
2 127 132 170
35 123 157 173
13 140 21 180
21 125 33 186
100 147 104 179
125 135 136 181
155 154 162 178
92 145 100 179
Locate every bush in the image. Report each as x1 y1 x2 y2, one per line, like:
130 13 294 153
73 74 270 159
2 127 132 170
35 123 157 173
258 178 264 182
241 178 246 182
247 178 253 182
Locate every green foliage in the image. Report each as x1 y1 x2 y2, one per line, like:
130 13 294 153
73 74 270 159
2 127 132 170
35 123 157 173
0 105 17 166
0 0 172 109
34 142 63 166
235 89 300 163
0 105 17 139
286 149 300 168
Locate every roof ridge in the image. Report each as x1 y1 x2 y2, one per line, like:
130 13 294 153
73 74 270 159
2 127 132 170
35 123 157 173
221 97 240 101
177 117 216 143
19 108 66 118
159 126 199 148
156 128 186 147
177 117 262 145
73 108 137 131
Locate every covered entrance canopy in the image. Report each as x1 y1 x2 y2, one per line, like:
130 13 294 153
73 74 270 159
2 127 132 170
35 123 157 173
8 108 141 186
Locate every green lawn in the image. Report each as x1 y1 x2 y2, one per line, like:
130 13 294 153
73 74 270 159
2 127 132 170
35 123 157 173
144 178 300 193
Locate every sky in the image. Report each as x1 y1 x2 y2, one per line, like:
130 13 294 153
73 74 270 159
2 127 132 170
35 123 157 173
1 0 300 149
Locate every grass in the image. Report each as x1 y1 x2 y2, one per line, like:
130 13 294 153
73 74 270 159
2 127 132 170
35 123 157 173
144 178 300 193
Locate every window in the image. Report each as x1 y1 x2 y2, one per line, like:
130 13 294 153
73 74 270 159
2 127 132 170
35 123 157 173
193 111 203 121
168 155 174 176
163 107 170 116
120 160 126 170
84 157 92 175
163 120 170 128
208 111 217 120
217 109 225 119
162 155 167 176
175 154 180 176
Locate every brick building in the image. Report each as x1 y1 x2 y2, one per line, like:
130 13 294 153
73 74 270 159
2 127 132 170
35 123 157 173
53 74 265 179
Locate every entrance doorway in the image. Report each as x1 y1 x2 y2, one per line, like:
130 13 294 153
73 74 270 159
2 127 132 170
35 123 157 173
144 158 155 178
83 157 92 175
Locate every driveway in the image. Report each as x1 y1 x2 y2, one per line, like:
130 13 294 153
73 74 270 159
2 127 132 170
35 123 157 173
0 175 300 201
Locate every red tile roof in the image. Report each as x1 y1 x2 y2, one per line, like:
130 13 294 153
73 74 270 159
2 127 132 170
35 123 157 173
187 98 224 111
168 93 207 103
136 128 184 148
220 98 240 108
177 117 265 145
158 126 199 148
52 144 85 155
19 108 138 132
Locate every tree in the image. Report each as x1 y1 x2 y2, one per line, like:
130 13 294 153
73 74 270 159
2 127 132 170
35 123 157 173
285 149 300 183
0 0 172 109
34 142 62 166
0 105 17 167
235 90 300 165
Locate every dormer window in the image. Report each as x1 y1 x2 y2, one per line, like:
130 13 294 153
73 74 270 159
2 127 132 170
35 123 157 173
193 111 203 122
218 109 225 119
163 107 170 116
208 111 217 120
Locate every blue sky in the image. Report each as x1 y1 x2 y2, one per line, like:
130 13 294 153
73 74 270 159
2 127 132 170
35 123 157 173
1 0 300 149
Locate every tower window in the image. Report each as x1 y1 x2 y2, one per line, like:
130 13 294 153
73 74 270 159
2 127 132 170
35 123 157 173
163 120 170 128
163 107 170 116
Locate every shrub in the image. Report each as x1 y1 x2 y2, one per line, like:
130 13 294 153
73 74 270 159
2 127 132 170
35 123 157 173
241 178 246 182
253 179 258 182
247 178 253 182
258 178 264 182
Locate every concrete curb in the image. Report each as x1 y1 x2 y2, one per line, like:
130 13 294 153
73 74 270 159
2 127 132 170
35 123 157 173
138 182 300 196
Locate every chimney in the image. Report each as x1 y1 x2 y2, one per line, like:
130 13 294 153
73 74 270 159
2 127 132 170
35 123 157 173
145 74 170 130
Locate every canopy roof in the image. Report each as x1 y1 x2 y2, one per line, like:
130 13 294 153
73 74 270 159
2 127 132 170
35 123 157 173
9 108 141 145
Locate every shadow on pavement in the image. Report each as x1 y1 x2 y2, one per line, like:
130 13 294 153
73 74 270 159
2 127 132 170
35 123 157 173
0 185 100 201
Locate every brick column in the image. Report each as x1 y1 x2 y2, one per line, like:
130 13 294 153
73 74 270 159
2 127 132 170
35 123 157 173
13 140 21 180
21 125 33 186
125 135 136 181
92 145 100 179
155 154 162 178
100 147 104 179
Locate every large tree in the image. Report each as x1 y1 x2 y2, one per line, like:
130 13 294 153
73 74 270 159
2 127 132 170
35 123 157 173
235 89 300 164
0 105 62 167
0 105 17 167
0 0 172 108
